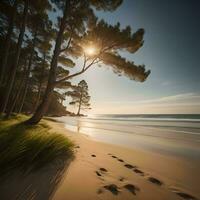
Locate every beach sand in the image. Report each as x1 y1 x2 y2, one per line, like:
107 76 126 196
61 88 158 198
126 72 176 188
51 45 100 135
49 120 200 200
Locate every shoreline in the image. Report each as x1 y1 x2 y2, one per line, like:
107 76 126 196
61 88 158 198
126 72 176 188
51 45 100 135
52 116 200 161
47 120 200 200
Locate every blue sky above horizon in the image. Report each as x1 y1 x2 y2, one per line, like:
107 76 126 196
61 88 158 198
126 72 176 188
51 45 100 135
65 0 200 114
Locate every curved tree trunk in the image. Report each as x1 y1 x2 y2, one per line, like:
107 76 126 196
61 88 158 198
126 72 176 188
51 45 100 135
0 0 18 85
0 0 29 114
26 0 70 125
26 82 55 124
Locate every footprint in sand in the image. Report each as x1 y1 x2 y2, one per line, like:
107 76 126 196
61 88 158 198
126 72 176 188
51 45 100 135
101 183 140 196
111 155 117 159
124 164 135 169
100 168 108 172
124 184 140 195
95 168 108 177
96 167 121 196
175 192 197 200
91 154 96 157
171 188 198 200
96 171 102 177
133 168 145 176
117 158 124 162
119 177 125 182
148 177 163 186
104 184 120 195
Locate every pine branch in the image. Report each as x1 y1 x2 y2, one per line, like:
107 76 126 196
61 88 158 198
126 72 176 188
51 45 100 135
59 37 72 53
55 57 101 85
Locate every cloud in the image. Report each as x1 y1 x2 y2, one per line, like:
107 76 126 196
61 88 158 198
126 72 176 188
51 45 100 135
90 92 200 114
99 92 200 105
134 92 200 105
161 81 171 86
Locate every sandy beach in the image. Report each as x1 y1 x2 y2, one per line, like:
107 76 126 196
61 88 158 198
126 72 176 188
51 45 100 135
49 119 200 200
1 0 199 199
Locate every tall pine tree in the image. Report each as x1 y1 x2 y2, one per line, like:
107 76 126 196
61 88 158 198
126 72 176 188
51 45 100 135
66 80 91 115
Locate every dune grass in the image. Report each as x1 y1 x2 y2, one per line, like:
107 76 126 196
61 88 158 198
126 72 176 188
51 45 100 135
0 114 74 175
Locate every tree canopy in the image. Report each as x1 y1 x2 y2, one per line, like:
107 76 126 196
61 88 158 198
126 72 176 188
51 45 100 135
0 0 151 124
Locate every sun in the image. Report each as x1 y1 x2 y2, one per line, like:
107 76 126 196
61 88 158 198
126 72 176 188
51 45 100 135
84 46 97 56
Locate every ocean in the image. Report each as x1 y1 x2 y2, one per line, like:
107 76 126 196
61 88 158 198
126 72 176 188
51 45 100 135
55 114 200 160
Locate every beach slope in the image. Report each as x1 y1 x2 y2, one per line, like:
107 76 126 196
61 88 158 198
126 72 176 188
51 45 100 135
50 120 200 200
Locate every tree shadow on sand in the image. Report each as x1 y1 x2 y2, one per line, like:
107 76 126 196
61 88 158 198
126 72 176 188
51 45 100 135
0 158 71 200
0 119 74 199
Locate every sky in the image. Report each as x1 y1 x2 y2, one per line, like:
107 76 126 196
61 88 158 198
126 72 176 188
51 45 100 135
66 0 200 114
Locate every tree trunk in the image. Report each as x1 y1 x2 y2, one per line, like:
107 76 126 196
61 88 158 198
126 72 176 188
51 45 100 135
32 82 42 114
5 67 27 117
0 0 29 114
17 45 35 114
0 0 18 85
77 90 83 115
26 0 70 125
17 30 38 114
17 79 29 114
77 103 81 116
32 52 46 114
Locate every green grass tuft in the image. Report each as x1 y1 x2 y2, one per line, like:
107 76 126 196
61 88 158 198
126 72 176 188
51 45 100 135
0 115 74 175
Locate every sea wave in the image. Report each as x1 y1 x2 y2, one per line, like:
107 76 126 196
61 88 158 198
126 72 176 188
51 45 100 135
85 114 200 123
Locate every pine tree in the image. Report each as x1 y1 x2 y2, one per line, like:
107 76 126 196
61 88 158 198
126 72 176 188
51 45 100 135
66 80 91 116
26 0 135 124
3 0 53 117
0 0 152 124
16 11 53 115
0 0 71 117
0 0 29 114
0 0 19 85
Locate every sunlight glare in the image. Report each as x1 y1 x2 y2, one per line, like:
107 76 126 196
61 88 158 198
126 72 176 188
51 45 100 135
84 46 96 56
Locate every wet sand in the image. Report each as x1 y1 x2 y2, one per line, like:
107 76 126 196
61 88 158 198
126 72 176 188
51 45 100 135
55 116 200 160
